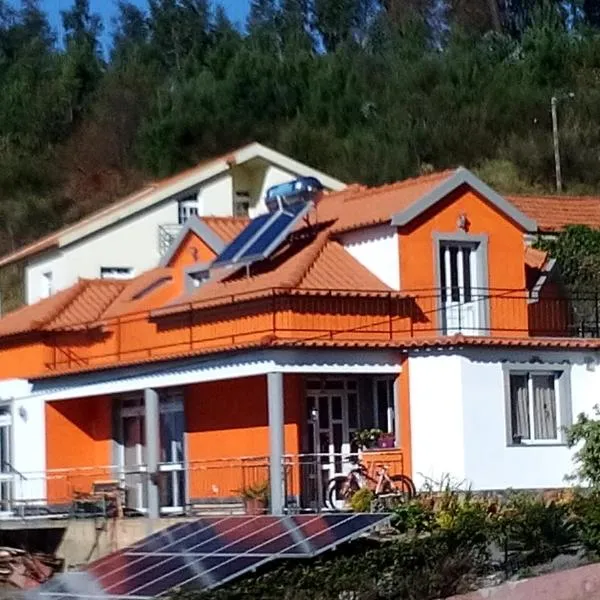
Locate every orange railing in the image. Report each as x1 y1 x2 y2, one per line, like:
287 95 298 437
4 450 407 516
44 287 598 372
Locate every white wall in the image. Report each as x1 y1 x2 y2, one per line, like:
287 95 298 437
26 251 65 305
408 348 600 492
0 379 46 502
460 348 596 490
198 174 233 217
341 225 400 290
64 200 178 281
409 354 466 489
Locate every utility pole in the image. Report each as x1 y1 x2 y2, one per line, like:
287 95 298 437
551 96 562 193
551 92 575 194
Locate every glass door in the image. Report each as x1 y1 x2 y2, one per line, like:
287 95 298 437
439 242 482 335
121 412 147 512
159 392 186 512
304 379 358 509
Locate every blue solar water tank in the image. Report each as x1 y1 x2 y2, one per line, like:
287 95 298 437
265 176 323 213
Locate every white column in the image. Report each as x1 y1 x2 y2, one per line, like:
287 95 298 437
267 372 285 515
144 388 160 520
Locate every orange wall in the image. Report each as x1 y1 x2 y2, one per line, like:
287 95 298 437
45 396 113 503
167 231 216 269
0 340 50 378
185 375 303 499
399 187 528 336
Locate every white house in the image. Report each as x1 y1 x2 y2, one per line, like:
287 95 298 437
0 143 345 305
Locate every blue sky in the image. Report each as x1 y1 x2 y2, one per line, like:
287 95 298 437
35 0 251 52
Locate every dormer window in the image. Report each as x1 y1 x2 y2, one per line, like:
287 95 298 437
178 197 198 225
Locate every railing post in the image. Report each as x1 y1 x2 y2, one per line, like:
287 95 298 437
189 304 193 350
388 293 393 341
116 317 121 362
594 288 600 337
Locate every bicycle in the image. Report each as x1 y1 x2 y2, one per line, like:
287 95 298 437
326 457 416 510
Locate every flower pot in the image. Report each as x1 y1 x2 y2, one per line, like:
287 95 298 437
377 434 395 449
244 498 267 515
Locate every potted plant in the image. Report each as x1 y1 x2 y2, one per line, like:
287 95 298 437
237 480 269 515
353 428 383 450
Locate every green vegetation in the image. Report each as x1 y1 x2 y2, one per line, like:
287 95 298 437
1 1 600 308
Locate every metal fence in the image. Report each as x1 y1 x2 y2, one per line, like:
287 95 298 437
0 451 406 519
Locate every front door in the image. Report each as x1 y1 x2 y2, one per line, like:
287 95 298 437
118 392 186 513
158 392 186 512
439 242 482 335
304 379 359 508
120 403 147 512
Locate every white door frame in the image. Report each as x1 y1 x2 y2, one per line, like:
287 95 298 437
434 232 489 336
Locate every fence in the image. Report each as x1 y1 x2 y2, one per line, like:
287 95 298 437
45 287 600 371
0 450 406 518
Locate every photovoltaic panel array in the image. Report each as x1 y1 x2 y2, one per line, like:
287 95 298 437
27 513 389 600
211 202 312 270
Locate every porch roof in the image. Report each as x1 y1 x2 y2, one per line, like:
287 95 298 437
25 346 404 402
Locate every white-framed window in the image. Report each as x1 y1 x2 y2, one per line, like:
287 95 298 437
178 197 198 225
100 267 133 280
373 377 395 437
505 365 572 445
41 271 53 299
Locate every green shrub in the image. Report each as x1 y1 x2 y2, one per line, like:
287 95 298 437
349 487 374 513
498 493 578 566
391 499 435 534
571 491 600 556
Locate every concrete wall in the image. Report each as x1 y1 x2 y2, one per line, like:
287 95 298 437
25 201 179 304
341 225 401 290
26 251 64 305
409 354 466 488
443 562 600 600
409 348 599 491
198 175 233 217
0 379 45 501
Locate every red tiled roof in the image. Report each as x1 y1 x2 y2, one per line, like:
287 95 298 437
509 194 600 232
201 216 250 243
33 334 600 379
317 170 456 233
0 279 127 337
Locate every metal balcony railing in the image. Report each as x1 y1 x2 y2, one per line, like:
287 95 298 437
158 224 183 257
0 450 406 518
45 287 600 372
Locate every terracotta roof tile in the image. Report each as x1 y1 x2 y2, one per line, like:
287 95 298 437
201 216 250 243
0 279 127 337
101 268 174 320
524 246 548 270
299 240 393 292
32 334 600 379
45 280 128 331
316 170 456 233
509 194 600 232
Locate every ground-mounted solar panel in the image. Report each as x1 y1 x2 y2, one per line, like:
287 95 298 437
27 513 389 600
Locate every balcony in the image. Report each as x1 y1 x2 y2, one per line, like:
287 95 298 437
45 288 600 372
158 224 183 257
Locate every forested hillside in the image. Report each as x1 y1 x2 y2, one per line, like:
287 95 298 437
1 0 600 260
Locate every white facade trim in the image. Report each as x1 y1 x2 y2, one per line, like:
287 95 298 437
26 349 402 403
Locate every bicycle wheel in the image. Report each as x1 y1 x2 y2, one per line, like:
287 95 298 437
387 474 417 499
326 475 359 510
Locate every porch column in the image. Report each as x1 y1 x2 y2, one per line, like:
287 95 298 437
267 372 285 515
144 388 160 520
